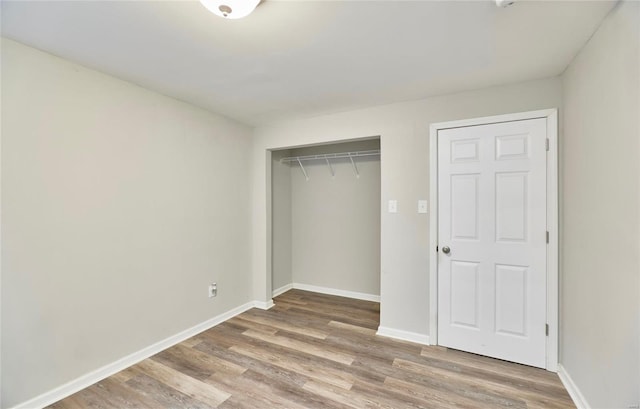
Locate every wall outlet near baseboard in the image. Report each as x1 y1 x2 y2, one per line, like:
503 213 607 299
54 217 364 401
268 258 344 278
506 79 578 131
208 283 217 298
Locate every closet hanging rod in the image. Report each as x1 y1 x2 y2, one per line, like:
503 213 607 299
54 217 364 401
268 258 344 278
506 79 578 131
280 149 380 163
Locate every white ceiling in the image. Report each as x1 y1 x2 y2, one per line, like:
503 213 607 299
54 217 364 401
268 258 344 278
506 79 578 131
1 0 615 125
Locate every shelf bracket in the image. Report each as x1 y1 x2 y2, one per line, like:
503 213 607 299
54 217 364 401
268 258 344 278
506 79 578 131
326 158 335 177
349 153 360 178
297 158 309 181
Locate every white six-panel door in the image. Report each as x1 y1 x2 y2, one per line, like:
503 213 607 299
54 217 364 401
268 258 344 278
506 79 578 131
437 118 547 368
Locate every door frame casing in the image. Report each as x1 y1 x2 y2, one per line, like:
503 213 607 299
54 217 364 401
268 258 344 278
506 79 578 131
428 109 559 372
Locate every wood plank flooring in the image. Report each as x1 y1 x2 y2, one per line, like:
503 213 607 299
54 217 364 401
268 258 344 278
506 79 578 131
48 290 574 408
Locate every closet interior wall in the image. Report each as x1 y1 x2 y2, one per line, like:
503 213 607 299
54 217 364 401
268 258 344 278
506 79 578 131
271 139 381 297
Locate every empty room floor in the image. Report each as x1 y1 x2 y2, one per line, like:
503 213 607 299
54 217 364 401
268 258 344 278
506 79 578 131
48 290 574 408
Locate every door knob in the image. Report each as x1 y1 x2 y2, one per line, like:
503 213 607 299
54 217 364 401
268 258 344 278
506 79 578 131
442 246 451 254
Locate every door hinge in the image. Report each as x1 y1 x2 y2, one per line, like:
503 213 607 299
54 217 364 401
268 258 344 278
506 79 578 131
545 323 549 336
545 138 550 151
546 231 549 243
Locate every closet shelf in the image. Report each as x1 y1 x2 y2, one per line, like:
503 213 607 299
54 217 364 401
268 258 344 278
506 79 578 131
280 150 380 163
280 150 380 181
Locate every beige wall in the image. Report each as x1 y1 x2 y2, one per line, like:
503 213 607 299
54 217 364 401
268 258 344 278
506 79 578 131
289 140 381 296
1 39 253 408
252 77 563 338
561 1 640 407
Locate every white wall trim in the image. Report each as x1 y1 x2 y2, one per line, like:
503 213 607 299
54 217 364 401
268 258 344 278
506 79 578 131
428 108 559 370
376 326 430 345
291 282 381 302
545 109 559 372
557 364 591 409
429 126 439 346
253 299 275 310
272 283 294 297
9 301 258 409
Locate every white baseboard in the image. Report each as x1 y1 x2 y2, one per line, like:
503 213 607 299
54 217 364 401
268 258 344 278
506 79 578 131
10 301 258 409
376 326 430 345
291 283 380 302
557 364 591 409
252 299 275 310
272 283 293 297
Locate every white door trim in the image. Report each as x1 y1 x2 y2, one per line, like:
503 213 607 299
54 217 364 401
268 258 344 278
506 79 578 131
429 109 558 371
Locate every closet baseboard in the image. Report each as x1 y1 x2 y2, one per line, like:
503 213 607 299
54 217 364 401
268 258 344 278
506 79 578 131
288 283 380 302
253 299 275 310
272 283 294 297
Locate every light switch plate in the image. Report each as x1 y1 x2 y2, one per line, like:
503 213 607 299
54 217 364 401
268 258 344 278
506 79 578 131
388 200 398 213
418 200 428 214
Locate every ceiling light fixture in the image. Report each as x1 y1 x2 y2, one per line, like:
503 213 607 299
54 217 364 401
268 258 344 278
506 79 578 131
495 0 515 7
199 0 261 19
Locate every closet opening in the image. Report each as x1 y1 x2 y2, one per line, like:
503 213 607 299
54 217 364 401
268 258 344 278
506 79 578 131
269 137 381 302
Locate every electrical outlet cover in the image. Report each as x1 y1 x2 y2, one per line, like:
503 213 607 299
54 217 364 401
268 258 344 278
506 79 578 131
388 200 398 213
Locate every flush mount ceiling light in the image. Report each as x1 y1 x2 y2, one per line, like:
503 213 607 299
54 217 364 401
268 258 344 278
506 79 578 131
199 0 261 19
495 0 515 7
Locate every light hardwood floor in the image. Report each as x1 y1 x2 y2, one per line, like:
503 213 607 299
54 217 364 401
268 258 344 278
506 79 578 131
49 289 575 408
